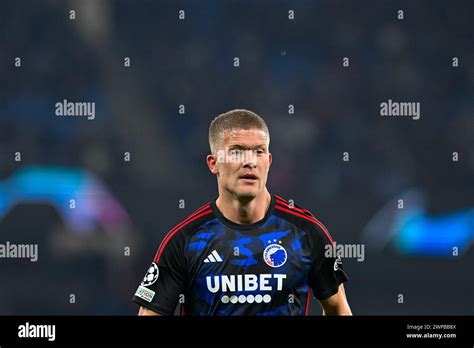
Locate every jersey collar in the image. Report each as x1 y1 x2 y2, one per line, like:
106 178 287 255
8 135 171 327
211 194 276 230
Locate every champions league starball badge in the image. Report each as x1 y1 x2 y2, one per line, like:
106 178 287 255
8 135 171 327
141 262 159 287
263 240 287 268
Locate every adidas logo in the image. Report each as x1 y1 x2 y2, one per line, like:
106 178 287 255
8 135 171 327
204 250 223 263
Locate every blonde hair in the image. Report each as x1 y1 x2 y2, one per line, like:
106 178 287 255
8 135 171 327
208 109 270 153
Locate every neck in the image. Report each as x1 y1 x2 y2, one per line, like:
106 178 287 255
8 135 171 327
215 189 272 224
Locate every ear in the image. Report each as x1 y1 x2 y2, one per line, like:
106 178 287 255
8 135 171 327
268 152 272 167
207 154 219 175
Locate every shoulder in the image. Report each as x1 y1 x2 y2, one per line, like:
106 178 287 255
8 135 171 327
272 194 334 246
153 202 214 262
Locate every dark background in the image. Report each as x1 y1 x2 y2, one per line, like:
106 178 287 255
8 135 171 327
0 0 472 315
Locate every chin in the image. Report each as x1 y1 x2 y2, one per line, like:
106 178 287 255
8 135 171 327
235 190 259 201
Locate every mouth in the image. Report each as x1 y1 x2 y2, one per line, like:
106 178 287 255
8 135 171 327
239 173 258 183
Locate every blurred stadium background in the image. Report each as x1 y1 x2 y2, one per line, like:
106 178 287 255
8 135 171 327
0 0 472 315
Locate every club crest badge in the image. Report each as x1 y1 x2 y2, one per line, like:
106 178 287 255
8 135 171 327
263 240 287 268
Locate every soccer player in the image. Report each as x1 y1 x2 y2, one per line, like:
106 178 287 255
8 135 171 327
133 109 351 316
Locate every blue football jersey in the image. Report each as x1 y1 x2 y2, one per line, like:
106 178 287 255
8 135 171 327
133 195 348 315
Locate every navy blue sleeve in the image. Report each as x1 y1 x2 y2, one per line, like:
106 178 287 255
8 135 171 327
132 230 187 315
307 224 348 301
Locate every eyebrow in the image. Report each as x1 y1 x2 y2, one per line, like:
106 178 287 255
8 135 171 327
228 144 267 150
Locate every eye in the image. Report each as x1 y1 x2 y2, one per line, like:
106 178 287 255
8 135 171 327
229 149 243 156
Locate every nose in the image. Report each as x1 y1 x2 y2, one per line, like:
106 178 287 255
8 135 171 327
243 150 257 169
244 162 257 169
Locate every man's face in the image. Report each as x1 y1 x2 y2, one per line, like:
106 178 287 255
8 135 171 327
207 128 272 201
